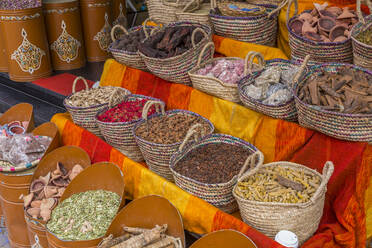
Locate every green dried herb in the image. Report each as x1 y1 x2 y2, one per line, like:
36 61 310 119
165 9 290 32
46 190 120 241
356 25 372 46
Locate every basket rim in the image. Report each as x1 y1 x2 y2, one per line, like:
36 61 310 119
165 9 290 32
138 21 212 62
350 16 372 49
170 133 259 187
238 59 299 108
133 109 215 147
95 94 165 126
209 3 278 20
293 62 372 118
63 87 131 110
287 10 352 46
233 161 324 207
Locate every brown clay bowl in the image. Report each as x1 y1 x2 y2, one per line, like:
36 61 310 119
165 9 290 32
0 103 35 132
190 229 257 248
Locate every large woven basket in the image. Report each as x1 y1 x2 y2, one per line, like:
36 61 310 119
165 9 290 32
209 0 283 46
176 0 212 27
189 43 264 103
108 21 156 71
139 21 212 85
238 54 302 121
146 0 187 24
64 77 131 137
351 0 372 70
233 161 334 245
133 109 214 181
170 133 264 213
293 58 372 142
96 96 165 162
287 0 353 64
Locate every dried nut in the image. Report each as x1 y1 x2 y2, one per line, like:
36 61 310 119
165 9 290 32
30 179 46 194
31 200 42 208
40 208 51 222
22 193 34 207
41 198 57 210
44 186 58 198
69 164 84 181
27 208 41 219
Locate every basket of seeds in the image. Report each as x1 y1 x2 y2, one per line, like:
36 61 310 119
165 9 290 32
45 162 125 247
238 52 303 121
133 109 214 181
233 160 334 245
170 132 263 213
64 77 131 137
351 0 372 70
293 55 372 142
96 96 165 162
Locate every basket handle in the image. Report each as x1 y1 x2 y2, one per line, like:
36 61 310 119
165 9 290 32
141 100 165 120
268 0 290 18
182 0 200 13
108 88 128 108
286 0 298 24
110 24 129 42
143 18 160 38
309 161 334 204
178 123 205 152
72 76 89 93
244 51 265 76
237 150 264 179
191 28 209 48
211 0 217 9
162 0 181 8
197 42 215 67
291 54 310 88
357 0 372 25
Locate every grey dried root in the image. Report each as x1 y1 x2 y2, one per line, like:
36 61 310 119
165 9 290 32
112 225 167 248
98 233 132 248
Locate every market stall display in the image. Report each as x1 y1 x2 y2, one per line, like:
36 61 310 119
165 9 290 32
233 161 334 245
64 76 131 137
138 21 212 85
176 0 211 27
170 133 263 213
46 162 125 247
96 97 165 162
43 0 86 70
23 145 91 247
189 230 257 248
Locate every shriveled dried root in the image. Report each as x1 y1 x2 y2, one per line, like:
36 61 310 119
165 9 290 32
112 225 167 248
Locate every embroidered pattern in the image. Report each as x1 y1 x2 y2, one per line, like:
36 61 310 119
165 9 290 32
93 13 112 52
51 20 81 63
44 7 78 14
11 29 45 74
31 234 42 248
0 13 40 21
88 2 110 7
113 3 127 27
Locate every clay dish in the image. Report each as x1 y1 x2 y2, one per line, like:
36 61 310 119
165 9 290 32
337 7 355 19
304 32 322 41
190 230 257 248
330 25 347 41
318 16 336 32
327 6 342 16
319 9 336 19
289 19 303 34
298 12 313 23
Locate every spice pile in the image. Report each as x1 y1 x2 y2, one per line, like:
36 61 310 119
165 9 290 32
298 67 372 113
139 26 205 59
197 59 245 85
235 166 321 203
22 163 84 222
97 99 157 123
65 87 127 108
289 3 357 42
0 0 41 10
174 143 251 184
135 113 211 144
356 24 372 46
243 66 297 106
99 224 182 248
111 28 147 52
47 190 120 241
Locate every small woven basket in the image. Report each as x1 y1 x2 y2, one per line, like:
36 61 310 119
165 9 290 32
133 109 214 181
238 53 302 121
209 0 284 46
146 0 187 24
351 0 372 70
293 56 372 142
233 161 334 245
176 0 212 27
64 77 131 137
287 0 353 64
96 96 165 162
139 21 213 85
189 43 263 103
170 133 264 213
108 20 156 71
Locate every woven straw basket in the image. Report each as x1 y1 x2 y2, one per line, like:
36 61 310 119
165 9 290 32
176 0 212 27
146 0 187 24
170 133 264 213
189 43 264 103
351 0 372 70
233 161 334 245
109 21 156 71
287 0 353 64
209 0 284 46
96 96 165 162
293 56 372 142
133 109 214 181
139 21 212 85
238 53 302 121
64 77 131 137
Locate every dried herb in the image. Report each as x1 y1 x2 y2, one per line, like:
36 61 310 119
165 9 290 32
356 25 372 46
0 0 41 10
47 190 120 241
